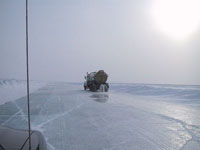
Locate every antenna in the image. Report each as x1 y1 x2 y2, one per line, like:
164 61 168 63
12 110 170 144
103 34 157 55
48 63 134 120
26 0 31 149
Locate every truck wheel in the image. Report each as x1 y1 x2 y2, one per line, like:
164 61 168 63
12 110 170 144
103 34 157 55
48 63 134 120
104 85 108 92
105 83 109 92
99 84 108 92
105 83 109 88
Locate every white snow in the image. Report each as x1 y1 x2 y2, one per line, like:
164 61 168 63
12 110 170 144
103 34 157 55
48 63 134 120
0 81 200 150
0 79 45 105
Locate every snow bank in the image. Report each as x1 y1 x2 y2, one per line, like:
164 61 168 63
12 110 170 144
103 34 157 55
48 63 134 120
0 79 45 105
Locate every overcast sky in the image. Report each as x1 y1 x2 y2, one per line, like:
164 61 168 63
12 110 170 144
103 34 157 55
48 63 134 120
0 0 200 84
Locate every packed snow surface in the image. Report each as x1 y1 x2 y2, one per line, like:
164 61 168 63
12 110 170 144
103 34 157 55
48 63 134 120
0 80 200 150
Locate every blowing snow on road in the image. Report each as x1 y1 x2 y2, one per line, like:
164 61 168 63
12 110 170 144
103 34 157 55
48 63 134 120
0 80 200 150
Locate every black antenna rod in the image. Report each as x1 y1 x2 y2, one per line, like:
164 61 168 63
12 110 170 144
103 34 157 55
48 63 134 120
26 0 31 149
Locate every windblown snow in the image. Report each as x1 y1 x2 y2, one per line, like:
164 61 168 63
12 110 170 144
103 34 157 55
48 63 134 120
0 79 45 105
0 80 200 150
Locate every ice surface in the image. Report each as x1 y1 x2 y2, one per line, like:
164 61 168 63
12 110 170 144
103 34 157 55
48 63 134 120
0 81 200 150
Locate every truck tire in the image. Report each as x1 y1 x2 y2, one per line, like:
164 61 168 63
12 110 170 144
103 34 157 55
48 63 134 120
104 85 108 92
105 83 109 92
99 84 109 92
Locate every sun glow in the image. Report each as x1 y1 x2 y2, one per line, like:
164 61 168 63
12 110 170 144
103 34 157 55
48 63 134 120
151 0 200 40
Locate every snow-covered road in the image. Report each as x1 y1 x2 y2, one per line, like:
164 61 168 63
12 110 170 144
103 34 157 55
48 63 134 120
0 81 200 150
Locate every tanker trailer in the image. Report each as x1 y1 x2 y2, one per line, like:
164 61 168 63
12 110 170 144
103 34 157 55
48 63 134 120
84 70 109 92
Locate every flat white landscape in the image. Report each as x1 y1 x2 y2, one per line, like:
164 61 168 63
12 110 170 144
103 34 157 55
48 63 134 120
0 80 200 150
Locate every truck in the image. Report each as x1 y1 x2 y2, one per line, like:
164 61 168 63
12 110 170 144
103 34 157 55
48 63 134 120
84 70 109 92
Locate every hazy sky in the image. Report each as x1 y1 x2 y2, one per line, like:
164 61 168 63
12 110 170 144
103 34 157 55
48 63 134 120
0 0 200 84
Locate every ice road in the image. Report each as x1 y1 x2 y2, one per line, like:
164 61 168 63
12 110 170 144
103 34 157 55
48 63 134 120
0 81 200 150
